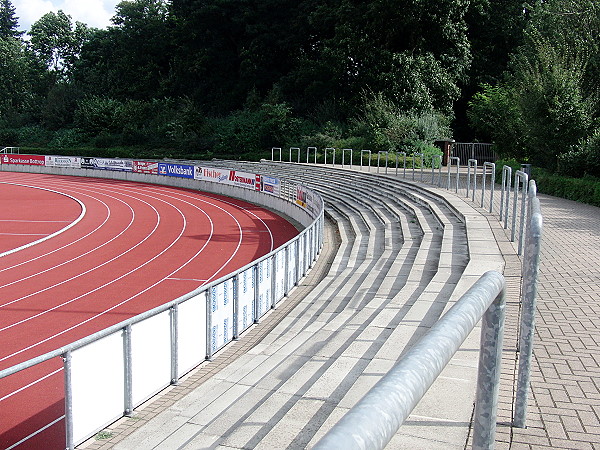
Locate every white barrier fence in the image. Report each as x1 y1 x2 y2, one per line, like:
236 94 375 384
0 156 324 450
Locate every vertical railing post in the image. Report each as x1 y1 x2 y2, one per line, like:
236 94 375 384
472 284 506 449
233 274 240 339
124 324 133 416
481 162 495 211
500 166 512 228
514 181 543 428
447 156 460 193
290 147 299 164
170 304 179 385
511 171 529 251
467 159 477 201
64 351 74 450
361 150 371 171
432 155 442 186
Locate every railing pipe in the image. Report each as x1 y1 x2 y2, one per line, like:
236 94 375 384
467 159 477 201
447 156 460 192
324 148 335 166
342 148 352 168
314 271 506 450
514 181 543 428
481 162 496 212
308 147 317 165
377 151 388 174
360 150 371 171
511 171 529 252
289 147 299 164
432 155 442 187
500 166 512 228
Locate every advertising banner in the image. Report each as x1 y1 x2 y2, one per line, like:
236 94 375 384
133 161 159 174
196 166 230 183
237 268 255 334
261 176 281 196
228 170 258 190
1 154 45 166
296 185 319 217
45 155 81 168
81 158 133 171
210 279 235 353
257 258 272 317
158 162 195 179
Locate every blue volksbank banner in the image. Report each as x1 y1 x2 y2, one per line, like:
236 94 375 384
158 162 195 179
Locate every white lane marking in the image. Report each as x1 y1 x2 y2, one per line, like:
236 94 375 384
0 191 143 293
0 182 86 258
0 367 63 402
0 191 111 275
0 187 215 363
0 233 50 236
5 415 65 450
0 220 72 223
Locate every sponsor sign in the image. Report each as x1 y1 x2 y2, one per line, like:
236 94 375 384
81 157 95 169
262 176 281 196
197 167 230 183
45 155 81 168
133 160 159 174
228 170 257 190
158 162 195 178
1 154 45 166
296 185 319 217
93 158 133 171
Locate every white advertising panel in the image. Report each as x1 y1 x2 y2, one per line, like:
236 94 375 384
71 332 125 444
45 155 81 168
177 292 207 377
196 166 230 183
237 268 255 334
131 312 171 406
228 170 259 190
210 278 235 354
262 176 281 196
287 241 297 289
257 258 272 317
274 249 286 304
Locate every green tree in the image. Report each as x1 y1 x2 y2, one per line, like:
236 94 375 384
0 0 21 39
75 0 173 100
29 10 91 80
469 0 599 170
0 37 48 125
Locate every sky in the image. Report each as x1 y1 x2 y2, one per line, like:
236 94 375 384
13 0 120 32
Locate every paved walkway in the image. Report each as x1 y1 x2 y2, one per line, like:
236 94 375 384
77 170 600 449
501 195 600 449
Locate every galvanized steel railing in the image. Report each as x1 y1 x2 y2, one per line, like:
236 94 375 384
0 165 324 450
314 270 507 450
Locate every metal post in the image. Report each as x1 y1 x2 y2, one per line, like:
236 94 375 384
467 159 477 200
325 147 335 166
481 162 495 211
342 148 352 168
124 325 133 415
377 151 388 174
514 181 543 428
64 351 74 450
361 150 371 171
472 281 506 449
511 170 528 247
500 166 512 228
432 155 442 186
447 156 460 193
233 274 240 339
314 272 506 450
290 147 299 163
170 304 179 385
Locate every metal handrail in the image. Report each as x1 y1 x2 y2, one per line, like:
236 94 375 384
315 271 506 450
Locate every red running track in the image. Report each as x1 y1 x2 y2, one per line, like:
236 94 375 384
0 172 299 449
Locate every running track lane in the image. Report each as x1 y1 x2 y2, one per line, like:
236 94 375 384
0 172 299 450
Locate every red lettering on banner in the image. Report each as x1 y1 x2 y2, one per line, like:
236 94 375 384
1 154 45 166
